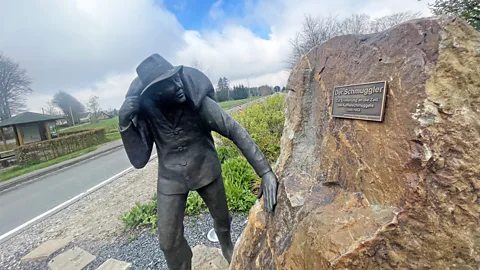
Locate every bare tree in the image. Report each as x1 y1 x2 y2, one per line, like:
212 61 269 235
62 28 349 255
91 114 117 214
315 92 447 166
287 14 340 68
44 99 61 115
0 53 33 120
87 95 101 123
370 11 423 33
191 59 212 76
287 11 423 69
339 14 372 35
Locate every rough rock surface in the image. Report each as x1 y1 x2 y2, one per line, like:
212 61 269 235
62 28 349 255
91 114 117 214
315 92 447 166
192 245 229 270
231 16 480 269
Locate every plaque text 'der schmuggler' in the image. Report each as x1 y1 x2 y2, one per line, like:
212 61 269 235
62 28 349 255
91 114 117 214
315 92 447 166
331 81 387 122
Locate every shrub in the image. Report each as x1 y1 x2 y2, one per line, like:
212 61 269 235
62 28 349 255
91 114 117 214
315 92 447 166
215 94 285 164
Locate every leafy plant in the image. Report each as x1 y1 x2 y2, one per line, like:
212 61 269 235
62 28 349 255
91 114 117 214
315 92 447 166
185 191 206 215
121 200 157 231
222 157 258 211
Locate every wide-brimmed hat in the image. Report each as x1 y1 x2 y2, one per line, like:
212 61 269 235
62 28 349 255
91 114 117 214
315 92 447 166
136 54 183 95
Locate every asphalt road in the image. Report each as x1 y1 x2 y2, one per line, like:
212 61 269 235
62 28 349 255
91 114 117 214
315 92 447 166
0 147 156 236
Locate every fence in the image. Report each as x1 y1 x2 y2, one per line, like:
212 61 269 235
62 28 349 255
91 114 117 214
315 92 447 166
15 128 106 164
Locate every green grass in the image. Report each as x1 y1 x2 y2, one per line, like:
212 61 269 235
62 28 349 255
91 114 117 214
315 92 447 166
59 117 121 143
106 132 121 142
0 146 98 182
218 97 260 110
59 117 120 134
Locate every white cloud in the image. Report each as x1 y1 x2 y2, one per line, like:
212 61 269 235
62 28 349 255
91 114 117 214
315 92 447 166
4 0 432 113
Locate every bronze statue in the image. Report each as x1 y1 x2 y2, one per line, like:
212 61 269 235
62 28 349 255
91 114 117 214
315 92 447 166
119 54 277 270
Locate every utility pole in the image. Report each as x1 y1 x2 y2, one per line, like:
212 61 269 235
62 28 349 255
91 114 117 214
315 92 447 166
42 108 44 114
69 106 75 126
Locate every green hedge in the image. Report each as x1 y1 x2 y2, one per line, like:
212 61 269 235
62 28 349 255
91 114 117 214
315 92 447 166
15 128 106 164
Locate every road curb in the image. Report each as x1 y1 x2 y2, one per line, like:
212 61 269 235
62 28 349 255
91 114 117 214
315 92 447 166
0 144 125 193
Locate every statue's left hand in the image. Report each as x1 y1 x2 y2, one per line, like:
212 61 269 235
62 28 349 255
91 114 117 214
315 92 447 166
258 171 277 212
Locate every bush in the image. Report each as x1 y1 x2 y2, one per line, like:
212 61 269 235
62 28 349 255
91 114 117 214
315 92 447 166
215 94 285 164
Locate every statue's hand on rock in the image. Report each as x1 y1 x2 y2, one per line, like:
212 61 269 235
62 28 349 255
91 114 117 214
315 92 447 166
119 96 140 127
258 171 277 212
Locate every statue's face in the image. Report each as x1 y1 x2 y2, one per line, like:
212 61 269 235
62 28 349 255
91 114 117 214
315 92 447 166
146 74 186 105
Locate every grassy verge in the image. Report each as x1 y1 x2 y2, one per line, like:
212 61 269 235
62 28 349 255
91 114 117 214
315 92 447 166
0 146 98 182
59 117 121 143
218 97 260 109
59 117 120 134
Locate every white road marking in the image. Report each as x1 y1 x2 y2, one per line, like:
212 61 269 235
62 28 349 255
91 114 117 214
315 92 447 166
0 154 158 243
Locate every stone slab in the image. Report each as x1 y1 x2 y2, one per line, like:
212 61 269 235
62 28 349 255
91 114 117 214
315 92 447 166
96 259 132 270
192 245 228 270
21 238 72 261
48 247 95 270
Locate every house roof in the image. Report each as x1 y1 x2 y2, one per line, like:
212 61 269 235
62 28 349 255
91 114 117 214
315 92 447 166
0 112 65 128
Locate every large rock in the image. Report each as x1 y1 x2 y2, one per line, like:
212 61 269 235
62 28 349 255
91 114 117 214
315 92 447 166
231 16 480 269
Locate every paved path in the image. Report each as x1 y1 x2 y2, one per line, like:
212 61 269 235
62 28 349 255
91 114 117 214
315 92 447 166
0 146 156 236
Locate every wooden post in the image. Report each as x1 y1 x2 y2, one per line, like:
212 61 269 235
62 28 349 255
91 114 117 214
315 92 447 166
45 121 52 140
0 127 7 151
15 125 24 146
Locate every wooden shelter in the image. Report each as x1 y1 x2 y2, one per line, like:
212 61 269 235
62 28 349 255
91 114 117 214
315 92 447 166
0 112 65 150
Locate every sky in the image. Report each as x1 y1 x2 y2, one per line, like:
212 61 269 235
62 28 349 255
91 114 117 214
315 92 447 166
0 0 432 113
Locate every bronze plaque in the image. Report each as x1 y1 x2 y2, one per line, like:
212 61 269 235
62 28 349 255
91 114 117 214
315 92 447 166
331 81 387 122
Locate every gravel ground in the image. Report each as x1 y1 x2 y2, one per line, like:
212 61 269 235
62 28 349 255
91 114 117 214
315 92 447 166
85 212 247 270
0 158 249 270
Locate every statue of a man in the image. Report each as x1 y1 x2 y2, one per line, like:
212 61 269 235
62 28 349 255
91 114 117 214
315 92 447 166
118 54 277 270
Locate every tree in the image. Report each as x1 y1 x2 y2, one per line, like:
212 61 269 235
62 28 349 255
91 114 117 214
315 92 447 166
429 0 480 30
190 59 212 75
87 95 101 123
223 77 231 100
43 100 61 115
0 53 33 120
215 77 230 102
52 91 85 125
288 11 422 68
258 85 273 96
339 13 371 35
274 86 281 93
288 14 340 68
369 11 422 33
232 84 249 100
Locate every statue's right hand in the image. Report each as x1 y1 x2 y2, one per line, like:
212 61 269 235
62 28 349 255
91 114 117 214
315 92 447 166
119 97 140 126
